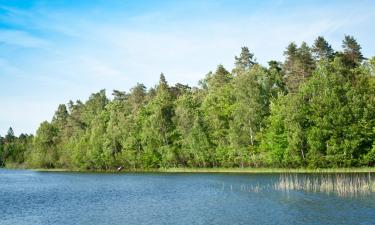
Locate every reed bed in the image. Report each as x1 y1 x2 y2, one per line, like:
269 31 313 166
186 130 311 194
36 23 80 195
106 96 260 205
275 173 375 196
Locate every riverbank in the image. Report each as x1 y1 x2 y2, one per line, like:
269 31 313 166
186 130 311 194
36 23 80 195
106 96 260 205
30 167 375 173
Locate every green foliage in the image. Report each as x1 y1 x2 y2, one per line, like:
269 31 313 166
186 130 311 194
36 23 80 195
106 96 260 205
229 65 270 166
31 122 59 168
260 96 289 166
3 35 374 169
342 35 365 66
234 47 256 74
312 36 334 61
284 42 315 93
0 128 33 167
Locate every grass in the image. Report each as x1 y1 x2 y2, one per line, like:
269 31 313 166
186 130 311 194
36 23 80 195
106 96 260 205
30 167 375 173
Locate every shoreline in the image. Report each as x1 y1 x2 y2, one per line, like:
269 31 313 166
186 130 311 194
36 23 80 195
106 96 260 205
27 167 375 174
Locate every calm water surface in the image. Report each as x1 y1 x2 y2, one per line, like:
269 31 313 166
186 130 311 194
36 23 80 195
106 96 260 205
0 169 374 225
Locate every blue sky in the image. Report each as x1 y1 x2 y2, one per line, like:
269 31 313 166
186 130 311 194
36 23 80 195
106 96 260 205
1 0 375 135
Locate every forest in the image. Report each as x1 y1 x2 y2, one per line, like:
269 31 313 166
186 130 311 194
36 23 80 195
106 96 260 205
1 35 375 170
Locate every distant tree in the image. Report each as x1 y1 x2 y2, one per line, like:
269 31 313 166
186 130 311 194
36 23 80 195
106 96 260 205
32 122 59 168
52 104 69 128
229 65 271 166
112 90 127 101
207 65 232 89
231 65 267 147
175 90 211 167
5 127 15 141
297 42 315 82
369 57 375 77
260 95 289 166
342 35 365 66
267 61 287 96
141 74 177 167
2 128 16 165
284 42 315 93
312 36 334 61
170 83 191 97
201 65 234 166
283 42 299 92
0 136 4 166
234 47 256 74
129 83 147 111
81 89 109 126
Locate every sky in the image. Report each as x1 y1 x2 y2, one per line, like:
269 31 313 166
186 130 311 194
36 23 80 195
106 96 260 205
0 0 375 136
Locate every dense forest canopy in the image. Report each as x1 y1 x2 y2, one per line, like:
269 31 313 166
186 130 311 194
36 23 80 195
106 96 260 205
1 35 375 169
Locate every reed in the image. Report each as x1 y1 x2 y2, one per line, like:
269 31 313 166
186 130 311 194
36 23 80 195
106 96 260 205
275 173 375 196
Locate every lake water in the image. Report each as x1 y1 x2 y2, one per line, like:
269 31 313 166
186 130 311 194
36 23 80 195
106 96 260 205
0 169 374 225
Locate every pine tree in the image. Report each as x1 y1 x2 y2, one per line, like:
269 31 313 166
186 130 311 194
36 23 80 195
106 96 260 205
342 35 364 66
312 36 334 61
234 47 256 73
284 42 315 93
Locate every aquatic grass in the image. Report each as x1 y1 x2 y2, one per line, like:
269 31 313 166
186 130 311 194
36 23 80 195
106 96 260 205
275 173 375 196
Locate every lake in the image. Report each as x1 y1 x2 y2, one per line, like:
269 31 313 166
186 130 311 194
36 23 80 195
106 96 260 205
0 169 374 225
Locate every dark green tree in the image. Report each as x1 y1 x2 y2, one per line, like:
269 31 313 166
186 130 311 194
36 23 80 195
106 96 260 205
141 74 177 167
0 136 4 166
234 47 256 74
342 35 364 66
32 122 59 168
284 42 315 93
312 36 334 61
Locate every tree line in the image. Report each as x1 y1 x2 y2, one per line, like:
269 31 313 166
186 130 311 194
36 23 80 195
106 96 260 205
1 35 375 169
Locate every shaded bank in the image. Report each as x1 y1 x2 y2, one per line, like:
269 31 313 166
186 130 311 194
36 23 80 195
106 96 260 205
31 167 375 174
